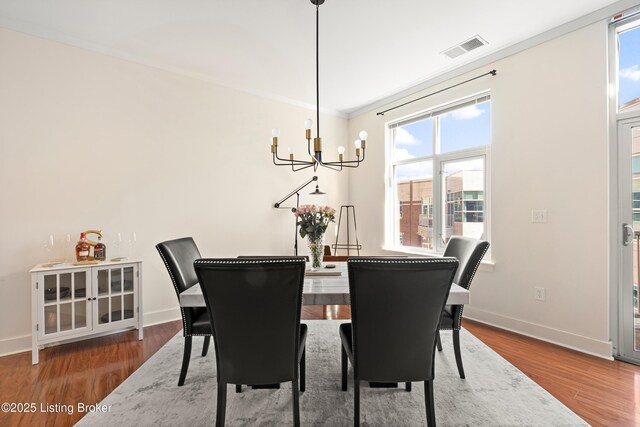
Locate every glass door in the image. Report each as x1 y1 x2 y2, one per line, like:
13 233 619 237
94 264 137 329
620 119 640 364
39 269 90 338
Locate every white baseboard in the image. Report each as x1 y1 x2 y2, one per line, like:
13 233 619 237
143 307 182 327
0 307 182 358
0 334 32 358
463 306 613 360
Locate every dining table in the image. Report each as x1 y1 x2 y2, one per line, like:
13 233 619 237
180 261 470 308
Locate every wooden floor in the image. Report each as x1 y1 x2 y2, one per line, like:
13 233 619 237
0 307 638 426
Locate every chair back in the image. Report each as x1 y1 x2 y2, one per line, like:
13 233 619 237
347 257 458 382
194 258 306 385
156 237 202 295
443 236 490 290
156 237 205 336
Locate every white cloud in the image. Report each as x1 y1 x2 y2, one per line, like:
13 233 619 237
394 147 415 161
448 105 485 120
394 127 421 145
395 159 433 181
620 64 640 82
443 158 484 174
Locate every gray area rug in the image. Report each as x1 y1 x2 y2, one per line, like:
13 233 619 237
77 320 587 426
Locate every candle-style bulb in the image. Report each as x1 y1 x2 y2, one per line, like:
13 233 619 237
304 119 313 130
272 128 280 137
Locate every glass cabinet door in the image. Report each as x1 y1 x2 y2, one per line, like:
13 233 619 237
95 265 137 328
39 269 90 338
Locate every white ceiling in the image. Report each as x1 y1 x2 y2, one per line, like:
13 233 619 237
0 0 631 114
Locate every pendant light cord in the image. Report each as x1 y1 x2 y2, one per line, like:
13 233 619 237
316 4 320 138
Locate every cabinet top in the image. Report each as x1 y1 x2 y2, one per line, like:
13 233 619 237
30 259 142 273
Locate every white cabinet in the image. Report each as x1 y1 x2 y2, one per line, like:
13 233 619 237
30 260 143 364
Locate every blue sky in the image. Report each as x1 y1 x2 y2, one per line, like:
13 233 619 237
394 101 490 180
619 26 640 106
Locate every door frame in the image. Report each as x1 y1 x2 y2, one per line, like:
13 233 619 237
616 118 640 363
609 11 640 364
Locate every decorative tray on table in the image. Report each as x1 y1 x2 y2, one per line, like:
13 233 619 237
304 269 342 277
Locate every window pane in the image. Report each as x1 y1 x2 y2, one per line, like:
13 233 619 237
439 101 491 153
393 118 433 160
395 161 434 249
619 26 640 112
442 158 485 244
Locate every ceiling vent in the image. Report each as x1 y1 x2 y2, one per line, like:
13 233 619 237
442 35 488 59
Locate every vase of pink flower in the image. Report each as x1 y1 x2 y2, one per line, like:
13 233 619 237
295 204 336 269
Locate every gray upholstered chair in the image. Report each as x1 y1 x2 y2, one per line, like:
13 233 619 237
194 257 307 427
156 237 212 386
340 257 459 426
437 236 490 379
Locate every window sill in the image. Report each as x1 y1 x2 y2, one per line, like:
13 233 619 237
380 245 495 272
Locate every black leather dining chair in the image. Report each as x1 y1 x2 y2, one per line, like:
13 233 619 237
437 236 490 379
194 258 307 427
340 257 459 426
156 237 213 386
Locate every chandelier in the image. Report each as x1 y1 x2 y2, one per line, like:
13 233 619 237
270 0 368 172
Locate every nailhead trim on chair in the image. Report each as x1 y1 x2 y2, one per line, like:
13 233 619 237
195 258 305 265
348 258 458 264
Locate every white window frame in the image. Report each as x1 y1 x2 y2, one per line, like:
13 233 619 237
384 92 492 255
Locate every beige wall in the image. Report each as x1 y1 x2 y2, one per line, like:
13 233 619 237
0 28 348 355
0 20 616 359
348 22 611 357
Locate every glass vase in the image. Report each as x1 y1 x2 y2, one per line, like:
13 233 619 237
307 235 324 269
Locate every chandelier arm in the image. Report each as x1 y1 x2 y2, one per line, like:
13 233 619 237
322 150 365 168
273 148 316 165
322 161 363 168
323 161 357 167
292 163 316 172
313 160 343 171
321 164 343 171
273 153 315 167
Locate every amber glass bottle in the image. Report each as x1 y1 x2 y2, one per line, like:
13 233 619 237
94 235 106 261
75 233 90 261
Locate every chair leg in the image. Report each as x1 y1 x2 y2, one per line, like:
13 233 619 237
354 379 360 427
341 345 348 391
236 384 242 393
436 330 442 352
178 336 192 386
202 335 211 357
405 382 411 392
292 379 300 427
453 329 465 379
216 381 227 427
300 346 306 392
424 379 436 426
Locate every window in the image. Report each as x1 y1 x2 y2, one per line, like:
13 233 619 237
387 94 491 253
618 21 640 113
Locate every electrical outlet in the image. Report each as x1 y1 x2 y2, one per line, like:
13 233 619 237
534 287 545 301
531 210 547 223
